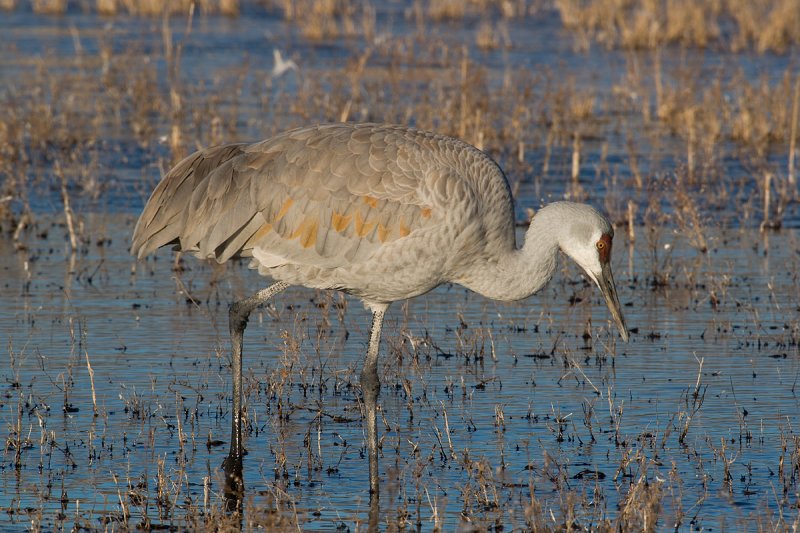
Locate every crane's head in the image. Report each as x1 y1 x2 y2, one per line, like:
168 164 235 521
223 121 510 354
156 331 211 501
552 203 629 342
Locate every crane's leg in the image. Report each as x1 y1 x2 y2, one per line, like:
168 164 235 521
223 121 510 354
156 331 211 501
361 304 388 499
223 281 290 511
227 281 290 459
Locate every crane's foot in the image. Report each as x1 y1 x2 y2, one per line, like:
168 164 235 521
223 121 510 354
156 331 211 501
222 450 245 471
368 492 380 530
222 453 244 515
361 369 381 499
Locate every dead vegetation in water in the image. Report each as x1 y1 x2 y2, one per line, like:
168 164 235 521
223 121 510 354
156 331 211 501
4 206 800 530
555 0 800 53
261 0 376 41
2 1 798 239
7 0 240 15
0 14 609 235
2 1 800 529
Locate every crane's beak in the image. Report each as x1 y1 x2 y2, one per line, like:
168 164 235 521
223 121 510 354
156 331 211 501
594 261 629 342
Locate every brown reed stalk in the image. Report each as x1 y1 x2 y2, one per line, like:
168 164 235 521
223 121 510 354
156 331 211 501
789 74 799 195
96 0 117 15
571 131 580 182
219 0 238 16
627 199 636 243
82 323 98 417
162 4 194 163
32 0 66 14
459 46 468 140
56 162 78 252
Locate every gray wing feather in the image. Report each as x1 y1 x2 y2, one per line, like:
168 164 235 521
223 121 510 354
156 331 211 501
131 124 446 269
131 144 248 258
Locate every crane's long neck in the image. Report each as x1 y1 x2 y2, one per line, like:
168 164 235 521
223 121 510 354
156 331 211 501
460 216 562 302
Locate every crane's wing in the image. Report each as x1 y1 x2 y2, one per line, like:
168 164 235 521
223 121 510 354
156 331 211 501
131 124 450 269
131 143 247 257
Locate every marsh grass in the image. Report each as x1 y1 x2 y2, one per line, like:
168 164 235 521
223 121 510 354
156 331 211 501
13 0 239 15
556 0 800 53
5 225 799 530
3 2 793 238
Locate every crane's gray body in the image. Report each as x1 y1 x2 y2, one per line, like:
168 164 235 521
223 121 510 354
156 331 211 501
132 123 519 304
131 122 628 505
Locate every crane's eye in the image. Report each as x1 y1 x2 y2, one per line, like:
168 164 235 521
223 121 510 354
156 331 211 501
596 235 612 262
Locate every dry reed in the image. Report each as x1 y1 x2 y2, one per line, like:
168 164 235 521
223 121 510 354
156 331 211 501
556 0 800 53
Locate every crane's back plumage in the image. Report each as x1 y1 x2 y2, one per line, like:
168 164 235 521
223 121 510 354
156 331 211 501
132 123 629 502
132 123 517 302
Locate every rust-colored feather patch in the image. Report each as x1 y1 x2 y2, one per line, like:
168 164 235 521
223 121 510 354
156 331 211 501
290 217 318 248
251 222 273 242
377 223 389 243
362 196 379 208
355 212 377 237
331 212 352 232
273 198 294 223
398 221 411 237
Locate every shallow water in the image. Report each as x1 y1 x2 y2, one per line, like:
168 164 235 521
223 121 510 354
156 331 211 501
2 214 799 529
2 2 800 530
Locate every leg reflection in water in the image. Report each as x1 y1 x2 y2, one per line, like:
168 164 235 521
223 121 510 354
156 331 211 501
222 454 381 530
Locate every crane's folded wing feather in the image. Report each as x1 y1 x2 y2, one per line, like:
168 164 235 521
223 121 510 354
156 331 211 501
131 143 248 257
131 125 439 269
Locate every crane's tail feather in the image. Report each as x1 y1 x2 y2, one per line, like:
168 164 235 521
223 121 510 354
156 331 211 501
131 144 249 259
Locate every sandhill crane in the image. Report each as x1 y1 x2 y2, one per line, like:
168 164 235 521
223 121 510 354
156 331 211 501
131 122 629 502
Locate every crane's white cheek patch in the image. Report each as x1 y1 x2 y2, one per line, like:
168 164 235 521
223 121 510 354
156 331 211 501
252 248 290 269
